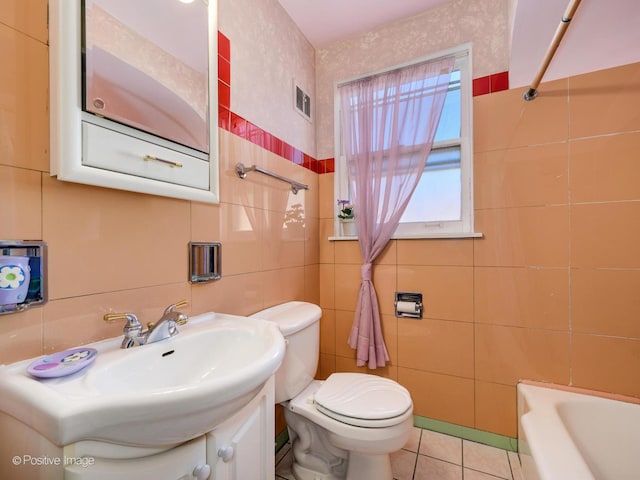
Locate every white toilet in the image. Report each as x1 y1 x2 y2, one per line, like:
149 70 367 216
251 301 413 480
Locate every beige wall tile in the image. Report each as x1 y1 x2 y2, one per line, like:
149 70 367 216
475 324 570 385
474 381 517 438
43 177 190 299
373 265 398 316
275 404 286 436
335 308 355 358
0 0 48 43
570 132 640 203
304 217 320 265
381 313 398 366
335 241 362 265
319 263 335 309
0 166 41 240
219 203 263 275
304 264 320 305
319 173 335 220
320 308 336 355
571 203 640 268
376 240 397 265
334 264 361 311
569 62 640 139
334 240 396 265
397 266 473 322
397 238 473 266
473 79 568 153
398 317 474 378
191 272 264 317
319 219 335 263
218 130 267 207
474 267 569 330
474 206 570 267
398 367 474 428
474 143 568 209
572 334 640 397
262 267 306 307
0 23 48 172
43 283 191 353
335 356 397 381
0 307 42 364
190 202 221 241
262 209 305 270
316 353 336 380
571 268 640 338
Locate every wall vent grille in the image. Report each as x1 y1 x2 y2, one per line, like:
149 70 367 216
294 83 311 122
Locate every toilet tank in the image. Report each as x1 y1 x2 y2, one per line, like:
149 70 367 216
250 302 321 403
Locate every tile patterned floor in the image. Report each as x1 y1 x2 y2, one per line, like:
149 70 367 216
276 427 524 480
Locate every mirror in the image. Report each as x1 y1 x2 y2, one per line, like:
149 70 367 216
49 0 219 203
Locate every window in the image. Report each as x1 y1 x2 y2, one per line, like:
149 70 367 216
334 44 476 238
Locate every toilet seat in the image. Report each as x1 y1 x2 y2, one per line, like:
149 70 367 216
314 373 412 428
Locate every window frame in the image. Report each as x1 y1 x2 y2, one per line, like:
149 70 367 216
333 43 480 239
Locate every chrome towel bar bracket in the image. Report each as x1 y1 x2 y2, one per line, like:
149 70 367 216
235 162 309 194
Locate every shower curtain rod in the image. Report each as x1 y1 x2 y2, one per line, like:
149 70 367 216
523 0 582 101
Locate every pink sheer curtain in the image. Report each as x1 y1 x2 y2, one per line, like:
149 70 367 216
339 56 455 368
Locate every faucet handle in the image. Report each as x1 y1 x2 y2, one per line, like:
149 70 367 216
162 300 189 316
104 312 141 327
175 312 189 326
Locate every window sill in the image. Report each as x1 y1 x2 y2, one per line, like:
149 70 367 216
329 232 483 241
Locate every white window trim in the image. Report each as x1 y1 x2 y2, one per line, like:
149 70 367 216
332 43 482 240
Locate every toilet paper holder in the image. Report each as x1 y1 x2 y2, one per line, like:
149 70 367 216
395 292 423 319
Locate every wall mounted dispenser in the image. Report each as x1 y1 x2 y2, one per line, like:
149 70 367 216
395 292 423 319
0 240 47 315
189 242 221 283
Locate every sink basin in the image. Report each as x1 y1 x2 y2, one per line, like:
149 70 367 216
0 312 285 448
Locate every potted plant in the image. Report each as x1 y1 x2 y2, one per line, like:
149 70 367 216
337 199 356 236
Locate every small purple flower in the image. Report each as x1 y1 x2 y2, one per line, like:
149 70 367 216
336 199 354 219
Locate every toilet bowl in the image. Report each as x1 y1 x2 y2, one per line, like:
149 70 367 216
250 301 413 480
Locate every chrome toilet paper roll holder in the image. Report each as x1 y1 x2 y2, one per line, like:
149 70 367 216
395 292 423 319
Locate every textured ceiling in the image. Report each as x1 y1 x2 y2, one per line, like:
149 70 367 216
277 0 449 48
278 0 640 86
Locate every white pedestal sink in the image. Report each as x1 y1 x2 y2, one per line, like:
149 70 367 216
0 312 285 448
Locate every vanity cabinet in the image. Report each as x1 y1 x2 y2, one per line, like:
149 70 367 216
0 379 275 480
64 437 208 480
208 377 275 479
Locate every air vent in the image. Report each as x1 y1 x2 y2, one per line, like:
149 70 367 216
294 82 311 122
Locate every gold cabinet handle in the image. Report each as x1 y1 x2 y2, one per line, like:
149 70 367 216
144 154 183 168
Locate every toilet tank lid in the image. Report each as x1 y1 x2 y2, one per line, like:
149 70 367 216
249 301 321 336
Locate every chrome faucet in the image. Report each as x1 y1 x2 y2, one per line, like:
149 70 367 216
104 300 189 348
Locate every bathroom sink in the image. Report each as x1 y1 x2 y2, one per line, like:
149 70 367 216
0 313 285 448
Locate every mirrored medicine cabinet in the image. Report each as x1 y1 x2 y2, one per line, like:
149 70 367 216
49 0 219 203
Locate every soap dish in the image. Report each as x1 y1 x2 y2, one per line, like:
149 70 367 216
27 347 98 378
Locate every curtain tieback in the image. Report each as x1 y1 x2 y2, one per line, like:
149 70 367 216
361 263 372 281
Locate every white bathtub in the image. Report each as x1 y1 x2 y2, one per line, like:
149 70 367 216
517 382 640 480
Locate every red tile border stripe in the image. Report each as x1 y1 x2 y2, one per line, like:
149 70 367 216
217 30 492 174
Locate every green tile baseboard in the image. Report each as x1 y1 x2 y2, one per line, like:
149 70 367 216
275 415 518 454
275 427 289 454
413 415 518 452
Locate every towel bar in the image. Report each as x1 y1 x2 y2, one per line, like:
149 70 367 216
235 163 309 194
